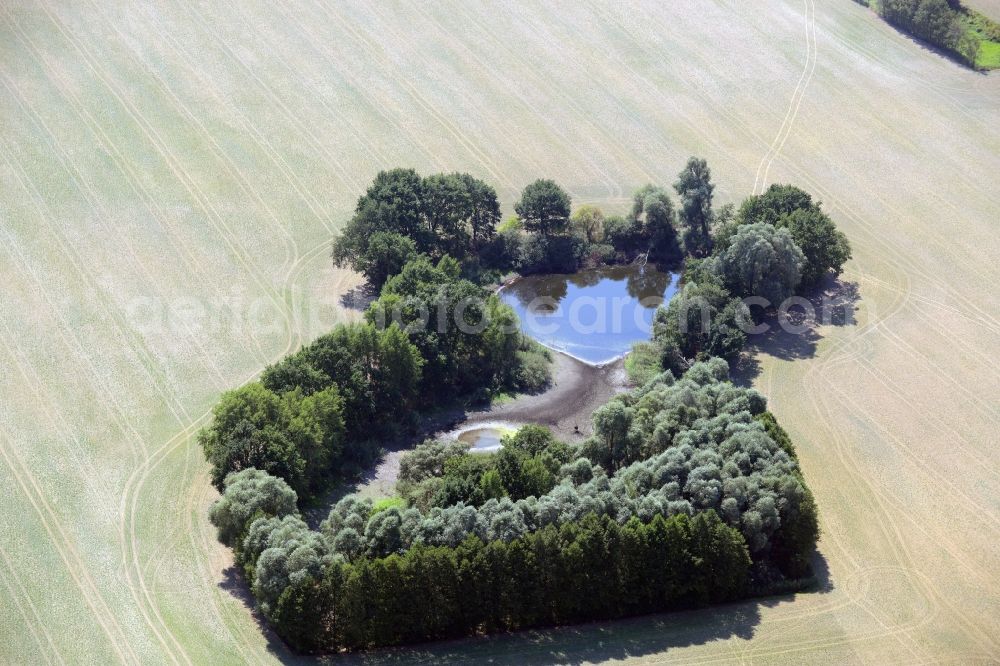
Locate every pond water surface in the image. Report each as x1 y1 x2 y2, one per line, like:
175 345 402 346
499 265 678 365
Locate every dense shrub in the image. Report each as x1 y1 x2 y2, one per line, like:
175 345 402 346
705 223 805 304
602 215 644 256
331 169 500 283
569 204 605 243
208 469 298 547
516 233 587 274
624 340 663 386
479 227 522 270
398 439 469 484
513 343 553 393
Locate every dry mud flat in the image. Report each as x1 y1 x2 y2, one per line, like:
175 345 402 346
355 352 626 498
1 0 998 664
465 352 628 441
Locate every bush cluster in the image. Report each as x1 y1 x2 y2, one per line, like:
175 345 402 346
199 255 550 502
208 360 818 652
638 182 851 377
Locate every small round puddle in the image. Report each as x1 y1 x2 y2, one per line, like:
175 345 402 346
452 422 519 453
458 427 504 452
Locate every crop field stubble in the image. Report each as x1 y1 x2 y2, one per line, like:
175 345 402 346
0 0 998 664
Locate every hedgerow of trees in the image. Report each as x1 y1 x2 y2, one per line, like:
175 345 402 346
858 0 1000 68
208 359 818 652
331 166 713 286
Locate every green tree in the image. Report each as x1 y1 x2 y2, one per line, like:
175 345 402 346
569 204 605 243
707 222 804 304
198 383 307 492
737 183 815 227
631 184 682 263
592 401 634 470
372 323 423 413
503 424 559 457
422 173 473 254
687 510 751 603
284 386 346 491
479 469 507 500
653 281 749 362
208 468 298 546
674 157 715 257
459 172 501 248
357 231 418 289
332 168 427 267
520 456 556 498
726 185 851 290
602 214 643 255
515 179 571 236
779 208 851 289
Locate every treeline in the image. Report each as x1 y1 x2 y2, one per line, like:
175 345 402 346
199 255 551 501
860 0 999 68
639 183 851 377
270 512 749 652
331 160 732 288
198 323 417 497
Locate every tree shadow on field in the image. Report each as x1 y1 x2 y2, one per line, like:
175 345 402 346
251 552 834 665
878 20 988 74
339 282 378 312
732 277 859 387
218 565 290 657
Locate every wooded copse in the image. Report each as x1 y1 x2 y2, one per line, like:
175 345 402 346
199 161 844 652
211 359 817 652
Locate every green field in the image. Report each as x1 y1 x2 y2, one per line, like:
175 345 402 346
1 1 999 663
977 36 1000 67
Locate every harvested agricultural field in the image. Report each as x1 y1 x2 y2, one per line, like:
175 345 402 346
0 0 997 663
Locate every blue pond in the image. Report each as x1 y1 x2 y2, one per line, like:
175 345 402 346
499 265 679 365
